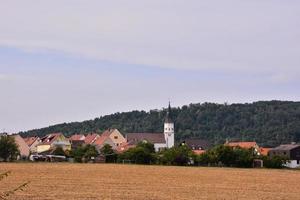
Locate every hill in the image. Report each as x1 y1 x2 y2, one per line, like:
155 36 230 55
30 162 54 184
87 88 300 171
20 101 300 147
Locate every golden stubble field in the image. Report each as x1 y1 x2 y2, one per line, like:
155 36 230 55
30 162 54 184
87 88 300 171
0 163 299 200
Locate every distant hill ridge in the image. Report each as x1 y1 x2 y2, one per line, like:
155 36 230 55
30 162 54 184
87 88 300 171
20 101 300 147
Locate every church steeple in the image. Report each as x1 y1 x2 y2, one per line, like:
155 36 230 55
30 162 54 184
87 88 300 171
164 102 175 148
165 101 173 123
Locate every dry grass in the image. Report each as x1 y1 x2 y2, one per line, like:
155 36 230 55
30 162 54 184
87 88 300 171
0 163 300 200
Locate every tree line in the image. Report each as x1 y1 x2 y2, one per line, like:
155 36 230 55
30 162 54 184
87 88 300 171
71 142 286 169
0 136 286 169
20 101 300 147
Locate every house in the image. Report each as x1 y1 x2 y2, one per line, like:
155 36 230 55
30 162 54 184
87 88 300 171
37 133 71 153
116 142 136 153
269 144 300 168
69 134 86 149
182 139 211 150
225 142 261 155
193 150 206 155
260 147 271 156
70 134 86 141
126 133 167 152
24 136 41 154
93 134 116 151
101 129 126 147
10 134 30 159
84 133 99 145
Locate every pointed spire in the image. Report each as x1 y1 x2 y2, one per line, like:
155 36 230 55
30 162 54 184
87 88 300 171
165 101 173 123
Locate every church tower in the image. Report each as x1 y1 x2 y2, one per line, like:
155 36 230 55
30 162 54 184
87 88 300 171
164 102 175 148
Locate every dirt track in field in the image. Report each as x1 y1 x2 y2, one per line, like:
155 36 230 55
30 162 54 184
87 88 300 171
0 163 299 200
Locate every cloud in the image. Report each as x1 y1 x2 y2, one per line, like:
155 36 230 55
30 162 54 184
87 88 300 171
0 74 12 81
1 0 300 132
0 0 299 75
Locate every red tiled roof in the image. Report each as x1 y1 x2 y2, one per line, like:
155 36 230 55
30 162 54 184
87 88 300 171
116 142 136 153
260 148 271 156
101 129 115 137
69 134 85 141
93 135 110 146
24 136 39 147
84 133 99 144
226 142 258 149
193 150 206 155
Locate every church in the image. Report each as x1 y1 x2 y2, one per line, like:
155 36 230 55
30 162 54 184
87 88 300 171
125 103 175 152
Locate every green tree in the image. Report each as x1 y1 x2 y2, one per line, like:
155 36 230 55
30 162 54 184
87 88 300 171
213 145 236 166
233 147 254 168
71 146 85 163
159 145 192 166
0 136 19 161
118 142 156 164
195 145 254 167
100 144 117 163
263 155 287 169
83 145 99 162
71 145 99 163
21 101 300 147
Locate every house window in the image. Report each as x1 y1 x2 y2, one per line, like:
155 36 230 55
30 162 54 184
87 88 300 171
297 160 300 165
114 136 118 139
283 152 286 155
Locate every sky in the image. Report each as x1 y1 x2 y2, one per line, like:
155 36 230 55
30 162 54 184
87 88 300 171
0 0 300 133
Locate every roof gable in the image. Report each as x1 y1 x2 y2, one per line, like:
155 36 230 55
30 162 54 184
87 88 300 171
84 133 99 144
40 133 64 145
24 136 40 147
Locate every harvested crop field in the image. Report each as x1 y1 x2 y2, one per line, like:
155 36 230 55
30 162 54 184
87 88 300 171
0 163 299 200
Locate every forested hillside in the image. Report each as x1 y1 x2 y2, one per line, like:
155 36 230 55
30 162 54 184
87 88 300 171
20 101 300 147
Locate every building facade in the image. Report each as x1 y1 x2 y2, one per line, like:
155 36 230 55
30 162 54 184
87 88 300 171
164 102 175 148
269 144 300 168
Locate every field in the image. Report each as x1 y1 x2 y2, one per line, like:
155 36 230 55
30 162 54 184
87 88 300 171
0 164 300 200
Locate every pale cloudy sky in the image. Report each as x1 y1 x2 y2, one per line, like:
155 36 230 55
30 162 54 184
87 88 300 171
0 0 299 132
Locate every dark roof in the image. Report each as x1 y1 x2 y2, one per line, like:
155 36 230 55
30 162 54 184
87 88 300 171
126 133 166 144
40 133 62 145
165 102 173 123
183 139 211 150
271 144 300 151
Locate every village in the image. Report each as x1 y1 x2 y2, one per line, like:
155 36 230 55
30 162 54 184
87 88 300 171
1 104 300 169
